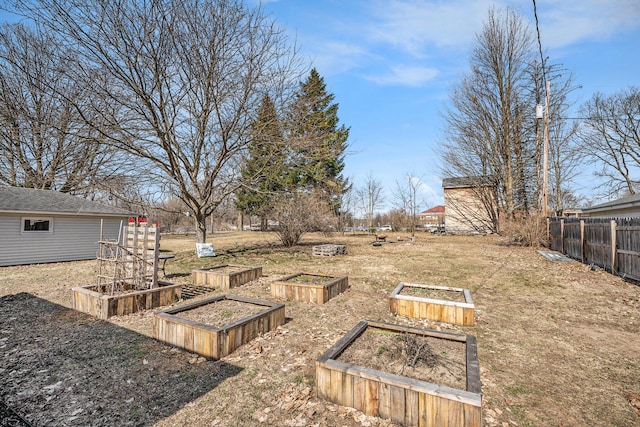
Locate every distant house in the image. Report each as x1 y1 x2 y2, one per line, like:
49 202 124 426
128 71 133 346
442 177 497 234
0 186 133 267
581 193 640 218
418 205 445 228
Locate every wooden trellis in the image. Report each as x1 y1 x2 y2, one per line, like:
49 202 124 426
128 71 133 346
97 221 160 295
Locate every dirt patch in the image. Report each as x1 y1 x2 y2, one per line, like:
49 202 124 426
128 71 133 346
288 274 333 285
337 327 466 390
176 298 265 326
400 285 467 303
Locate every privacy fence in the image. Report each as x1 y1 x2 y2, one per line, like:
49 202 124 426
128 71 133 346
548 217 640 282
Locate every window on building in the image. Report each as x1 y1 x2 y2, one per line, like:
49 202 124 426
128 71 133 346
22 218 53 232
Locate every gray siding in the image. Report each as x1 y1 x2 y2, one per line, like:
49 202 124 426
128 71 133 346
0 214 127 267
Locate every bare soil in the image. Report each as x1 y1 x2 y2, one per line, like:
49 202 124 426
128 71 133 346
400 285 468 302
336 327 466 390
175 299 266 326
287 274 333 285
1 231 639 426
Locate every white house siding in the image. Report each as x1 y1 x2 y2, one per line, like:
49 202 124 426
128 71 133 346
0 214 126 267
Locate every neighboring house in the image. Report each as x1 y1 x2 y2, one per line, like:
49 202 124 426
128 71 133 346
581 193 640 218
442 177 497 234
418 205 445 228
0 186 133 267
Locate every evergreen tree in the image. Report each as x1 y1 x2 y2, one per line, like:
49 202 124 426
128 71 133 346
236 94 285 229
287 68 350 213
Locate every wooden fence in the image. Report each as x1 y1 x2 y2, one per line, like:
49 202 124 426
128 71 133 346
548 217 640 282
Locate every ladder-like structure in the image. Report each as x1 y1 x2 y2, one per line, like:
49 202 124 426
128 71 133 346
97 222 160 295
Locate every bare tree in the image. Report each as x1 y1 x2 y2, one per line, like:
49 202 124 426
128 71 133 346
441 7 535 220
356 173 384 231
393 174 422 235
0 23 122 194
441 6 579 224
579 86 640 196
6 0 301 243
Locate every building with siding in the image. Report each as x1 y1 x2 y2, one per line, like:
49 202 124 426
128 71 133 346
0 186 133 267
581 193 640 218
442 176 497 234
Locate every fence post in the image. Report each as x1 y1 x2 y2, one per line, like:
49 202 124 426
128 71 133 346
561 219 565 254
580 219 586 263
611 220 617 274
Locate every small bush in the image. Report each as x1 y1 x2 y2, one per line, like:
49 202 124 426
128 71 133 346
501 213 549 247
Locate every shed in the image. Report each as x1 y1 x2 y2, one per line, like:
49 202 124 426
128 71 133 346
581 193 640 218
0 186 133 267
442 176 497 234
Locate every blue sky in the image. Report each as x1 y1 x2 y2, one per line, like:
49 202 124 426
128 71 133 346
258 0 640 210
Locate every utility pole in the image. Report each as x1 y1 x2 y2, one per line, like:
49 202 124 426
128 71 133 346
543 80 550 217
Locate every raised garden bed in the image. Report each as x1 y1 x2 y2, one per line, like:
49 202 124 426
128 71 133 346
312 244 347 256
152 294 285 359
191 264 262 290
389 282 475 326
316 320 482 426
71 280 182 320
271 272 348 304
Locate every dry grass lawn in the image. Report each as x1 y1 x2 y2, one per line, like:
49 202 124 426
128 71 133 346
1 231 639 426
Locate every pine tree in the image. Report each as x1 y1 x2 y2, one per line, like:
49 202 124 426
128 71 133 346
235 94 285 229
288 68 350 213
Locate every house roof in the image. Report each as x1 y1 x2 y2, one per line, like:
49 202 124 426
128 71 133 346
0 186 134 217
442 176 494 189
582 193 640 215
420 205 445 214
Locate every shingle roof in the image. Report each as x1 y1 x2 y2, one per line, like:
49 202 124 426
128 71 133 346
582 193 640 213
0 186 134 217
420 205 445 214
442 176 494 189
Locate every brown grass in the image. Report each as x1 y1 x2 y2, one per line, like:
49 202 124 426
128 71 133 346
1 231 639 426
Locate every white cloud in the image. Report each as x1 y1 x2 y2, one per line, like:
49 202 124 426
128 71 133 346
365 0 495 56
306 40 373 76
535 0 640 48
366 64 439 86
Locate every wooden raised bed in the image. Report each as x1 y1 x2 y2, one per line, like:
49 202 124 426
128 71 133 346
71 281 182 320
191 264 262 290
316 320 482 426
389 282 475 326
271 272 348 304
152 294 284 359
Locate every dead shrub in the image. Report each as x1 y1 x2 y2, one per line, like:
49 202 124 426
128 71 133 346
501 213 549 247
272 191 336 247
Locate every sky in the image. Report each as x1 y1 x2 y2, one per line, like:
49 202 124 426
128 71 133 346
256 0 640 211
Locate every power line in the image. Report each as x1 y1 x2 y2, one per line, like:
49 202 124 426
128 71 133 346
532 0 547 84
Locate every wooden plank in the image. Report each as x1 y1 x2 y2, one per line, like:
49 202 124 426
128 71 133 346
352 375 366 412
316 361 331 399
405 388 419 426
464 402 482 427
448 400 463 426
435 395 449 427
330 369 344 403
465 335 482 394
389 384 406 424
378 382 392 420
364 378 379 416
